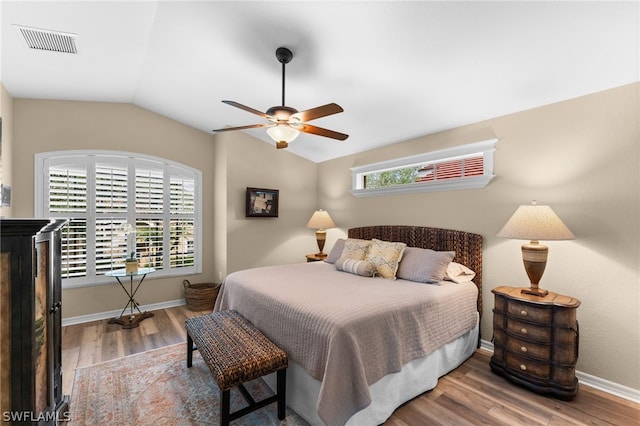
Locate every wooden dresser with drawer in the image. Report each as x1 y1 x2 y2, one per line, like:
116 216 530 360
490 286 580 399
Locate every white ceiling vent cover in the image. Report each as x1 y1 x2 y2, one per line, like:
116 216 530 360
13 25 77 54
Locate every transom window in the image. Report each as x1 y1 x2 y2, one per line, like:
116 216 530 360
35 151 202 288
351 139 497 197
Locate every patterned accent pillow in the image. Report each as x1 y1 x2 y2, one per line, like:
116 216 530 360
335 256 376 277
365 238 407 279
396 247 455 283
340 238 372 261
325 239 346 264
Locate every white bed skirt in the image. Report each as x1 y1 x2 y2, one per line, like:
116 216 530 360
264 314 480 426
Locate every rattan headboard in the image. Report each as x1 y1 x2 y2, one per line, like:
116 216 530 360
348 225 483 316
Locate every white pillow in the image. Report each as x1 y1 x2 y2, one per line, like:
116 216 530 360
444 262 476 283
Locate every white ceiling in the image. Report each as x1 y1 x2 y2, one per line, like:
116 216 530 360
1 1 638 163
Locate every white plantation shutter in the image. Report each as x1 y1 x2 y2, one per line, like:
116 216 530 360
135 163 165 270
48 162 88 278
96 161 128 213
136 219 163 269
49 164 87 213
95 218 129 274
35 151 202 288
169 171 196 268
136 165 164 214
170 218 195 268
60 219 87 278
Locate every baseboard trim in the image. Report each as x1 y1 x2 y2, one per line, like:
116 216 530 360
480 339 640 404
61 299 187 327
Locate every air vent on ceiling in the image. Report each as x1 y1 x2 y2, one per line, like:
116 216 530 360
13 24 77 54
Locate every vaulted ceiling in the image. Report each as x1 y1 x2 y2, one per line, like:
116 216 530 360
1 1 638 163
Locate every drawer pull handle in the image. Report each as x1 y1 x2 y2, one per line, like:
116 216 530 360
521 328 528 334
520 346 527 353
520 364 527 371
520 310 528 316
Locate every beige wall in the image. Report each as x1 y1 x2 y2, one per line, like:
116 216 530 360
317 82 640 390
215 130 318 274
0 83 14 218
11 99 217 318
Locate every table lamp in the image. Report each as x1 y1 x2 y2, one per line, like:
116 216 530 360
497 201 574 296
306 209 336 258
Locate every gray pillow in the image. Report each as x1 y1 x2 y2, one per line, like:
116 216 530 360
325 239 346 264
396 247 455 283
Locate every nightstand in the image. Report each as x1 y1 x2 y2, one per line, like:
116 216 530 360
306 254 327 262
490 286 580 400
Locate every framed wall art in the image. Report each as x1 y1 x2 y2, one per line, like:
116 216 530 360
246 187 279 218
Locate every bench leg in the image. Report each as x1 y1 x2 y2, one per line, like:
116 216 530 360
186 333 194 368
220 389 231 426
277 369 286 420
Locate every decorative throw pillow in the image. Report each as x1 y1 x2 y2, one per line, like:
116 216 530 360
335 256 376 277
445 262 476 283
325 239 346 264
397 248 455 284
365 238 407 280
340 238 372 261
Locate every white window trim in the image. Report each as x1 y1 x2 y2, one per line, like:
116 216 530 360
35 150 203 289
350 139 497 198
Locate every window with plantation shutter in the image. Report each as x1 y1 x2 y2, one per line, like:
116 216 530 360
35 151 202 289
351 139 497 197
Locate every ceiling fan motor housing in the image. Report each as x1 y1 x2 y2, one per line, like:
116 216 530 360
266 105 299 122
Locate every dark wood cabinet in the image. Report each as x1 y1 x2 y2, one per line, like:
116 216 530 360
1 219 69 425
490 286 580 400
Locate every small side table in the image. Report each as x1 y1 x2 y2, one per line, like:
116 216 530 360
106 267 156 329
490 286 580 399
306 254 327 263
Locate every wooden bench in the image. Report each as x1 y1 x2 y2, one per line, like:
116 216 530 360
185 310 288 426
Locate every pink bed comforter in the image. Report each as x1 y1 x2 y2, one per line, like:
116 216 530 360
214 262 478 426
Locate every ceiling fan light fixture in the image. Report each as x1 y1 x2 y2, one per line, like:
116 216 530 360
267 124 300 145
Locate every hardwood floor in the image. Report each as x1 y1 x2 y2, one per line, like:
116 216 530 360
62 305 640 425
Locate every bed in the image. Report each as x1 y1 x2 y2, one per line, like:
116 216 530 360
214 225 483 426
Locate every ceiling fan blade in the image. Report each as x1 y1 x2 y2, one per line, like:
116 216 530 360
291 103 344 122
222 100 271 119
213 123 271 132
297 123 349 141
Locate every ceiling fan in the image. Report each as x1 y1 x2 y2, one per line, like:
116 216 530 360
213 47 348 149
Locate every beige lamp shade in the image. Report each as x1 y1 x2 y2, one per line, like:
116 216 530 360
306 209 336 230
307 210 336 257
498 202 574 296
497 204 575 241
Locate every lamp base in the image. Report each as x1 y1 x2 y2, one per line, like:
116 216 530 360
521 241 549 297
313 252 328 259
521 287 549 297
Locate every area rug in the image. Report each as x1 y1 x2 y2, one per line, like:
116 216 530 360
69 343 309 425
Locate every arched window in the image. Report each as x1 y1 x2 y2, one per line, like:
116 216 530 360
35 150 202 289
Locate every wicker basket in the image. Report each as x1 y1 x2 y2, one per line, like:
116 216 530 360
183 280 221 311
